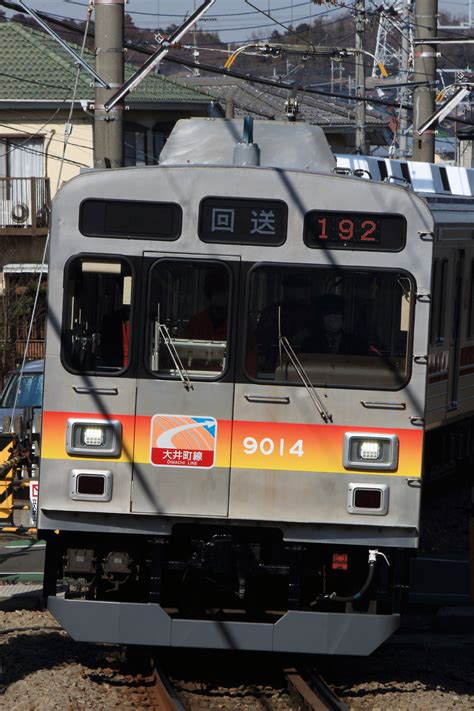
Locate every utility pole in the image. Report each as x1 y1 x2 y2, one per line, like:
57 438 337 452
355 0 367 154
413 0 438 162
399 0 413 158
94 0 125 169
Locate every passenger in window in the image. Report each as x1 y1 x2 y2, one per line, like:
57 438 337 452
303 294 368 356
186 272 229 341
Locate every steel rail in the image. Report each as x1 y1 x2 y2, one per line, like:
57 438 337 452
124 653 183 710
285 667 349 711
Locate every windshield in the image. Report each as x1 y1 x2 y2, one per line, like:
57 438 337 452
0 372 43 409
246 265 414 389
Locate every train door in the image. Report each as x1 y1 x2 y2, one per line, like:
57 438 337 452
448 249 465 409
131 253 239 516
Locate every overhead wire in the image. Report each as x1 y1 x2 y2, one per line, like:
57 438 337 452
4 1 474 127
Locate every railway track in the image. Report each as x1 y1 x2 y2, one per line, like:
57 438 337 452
124 653 184 710
286 667 349 711
123 653 348 710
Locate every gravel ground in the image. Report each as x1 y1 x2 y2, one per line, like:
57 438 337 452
2 610 472 711
0 610 132 710
319 630 474 709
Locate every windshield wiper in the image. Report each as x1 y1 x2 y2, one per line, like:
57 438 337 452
279 336 332 423
158 323 194 391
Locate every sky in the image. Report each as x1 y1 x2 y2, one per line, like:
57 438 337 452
4 0 472 44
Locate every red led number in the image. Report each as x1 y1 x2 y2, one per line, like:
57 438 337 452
338 219 354 241
317 217 328 239
360 219 377 241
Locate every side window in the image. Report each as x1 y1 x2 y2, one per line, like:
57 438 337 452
431 258 448 345
468 260 474 339
62 258 133 373
147 261 231 379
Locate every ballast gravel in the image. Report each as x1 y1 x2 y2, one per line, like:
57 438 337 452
0 610 131 710
1 609 473 710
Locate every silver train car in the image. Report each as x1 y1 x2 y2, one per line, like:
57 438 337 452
39 118 474 655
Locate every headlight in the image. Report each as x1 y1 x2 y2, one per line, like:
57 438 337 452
66 419 122 457
343 433 398 470
82 427 106 447
358 440 382 461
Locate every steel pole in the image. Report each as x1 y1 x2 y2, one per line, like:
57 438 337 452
413 0 438 162
94 0 124 169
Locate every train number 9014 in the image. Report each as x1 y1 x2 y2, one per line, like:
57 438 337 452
243 437 304 457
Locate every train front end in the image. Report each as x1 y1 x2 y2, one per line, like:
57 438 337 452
39 119 434 655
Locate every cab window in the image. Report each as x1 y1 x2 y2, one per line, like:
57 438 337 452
147 260 231 379
62 258 133 373
246 265 414 389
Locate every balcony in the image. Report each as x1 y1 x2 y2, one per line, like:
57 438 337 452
0 177 50 236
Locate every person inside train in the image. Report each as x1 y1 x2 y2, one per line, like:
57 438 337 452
302 293 368 356
186 271 229 341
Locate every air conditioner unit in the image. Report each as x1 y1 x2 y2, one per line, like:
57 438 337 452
0 200 30 226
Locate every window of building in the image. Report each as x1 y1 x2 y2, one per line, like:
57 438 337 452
124 123 149 167
0 136 44 179
147 260 231 379
0 137 45 213
62 257 133 374
246 264 414 389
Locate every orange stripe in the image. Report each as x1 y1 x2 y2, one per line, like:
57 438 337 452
42 411 422 476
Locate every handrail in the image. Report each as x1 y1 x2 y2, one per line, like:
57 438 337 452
279 336 332 423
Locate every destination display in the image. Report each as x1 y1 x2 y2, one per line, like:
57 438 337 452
199 197 288 245
80 199 182 240
304 210 406 251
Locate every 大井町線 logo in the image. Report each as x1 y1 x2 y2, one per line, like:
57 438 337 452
150 414 217 468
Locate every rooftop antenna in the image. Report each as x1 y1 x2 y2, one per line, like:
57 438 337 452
104 0 215 113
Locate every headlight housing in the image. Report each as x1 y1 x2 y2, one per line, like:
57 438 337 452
66 419 122 457
343 432 398 471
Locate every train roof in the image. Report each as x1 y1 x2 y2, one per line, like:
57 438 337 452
335 154 474 201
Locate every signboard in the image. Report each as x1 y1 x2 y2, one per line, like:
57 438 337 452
304 211 406 251
199 197 288 245
150 414 217 468
30 480 38 527
80 199 182 241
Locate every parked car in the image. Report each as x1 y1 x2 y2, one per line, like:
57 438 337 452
0 359 44 433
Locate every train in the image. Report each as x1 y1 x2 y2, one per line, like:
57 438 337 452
38 117 474 655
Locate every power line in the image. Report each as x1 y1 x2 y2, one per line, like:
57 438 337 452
4 1 473 128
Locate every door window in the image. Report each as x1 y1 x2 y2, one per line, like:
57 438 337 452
62 257 133 373
147 260 231 379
